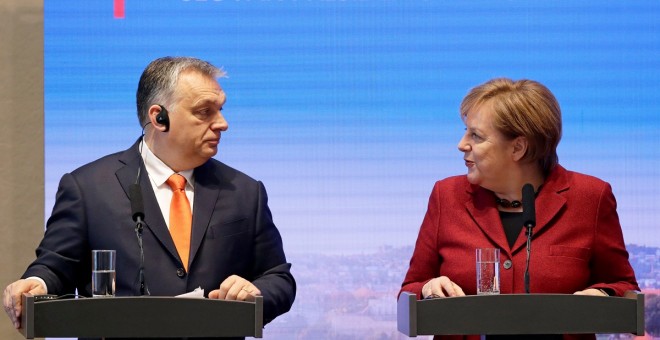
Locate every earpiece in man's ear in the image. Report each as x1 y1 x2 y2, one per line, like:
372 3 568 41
155 105 170 132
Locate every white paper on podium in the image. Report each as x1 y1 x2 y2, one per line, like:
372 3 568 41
176 286 205 298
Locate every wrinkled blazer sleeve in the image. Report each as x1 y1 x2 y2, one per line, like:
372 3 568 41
399 181 442 299
22 172 91 295
251 181 296 323
586 183 639 296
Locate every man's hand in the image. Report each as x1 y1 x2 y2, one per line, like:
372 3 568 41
3 279 47 329
208 275 261 302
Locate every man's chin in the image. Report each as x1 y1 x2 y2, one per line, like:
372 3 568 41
202 147 218 159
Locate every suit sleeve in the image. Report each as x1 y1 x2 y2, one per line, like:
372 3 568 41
587 183 639 296
22 173 91 295
399 183 441 299
251 181 296 323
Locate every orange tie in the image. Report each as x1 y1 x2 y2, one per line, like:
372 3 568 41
166 174 192 271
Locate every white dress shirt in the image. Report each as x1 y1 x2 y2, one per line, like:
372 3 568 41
140 141 195 229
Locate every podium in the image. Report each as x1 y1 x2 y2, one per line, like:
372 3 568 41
397 291 644 337
20 293 263 339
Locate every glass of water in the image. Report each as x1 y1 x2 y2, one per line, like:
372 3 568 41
476 248 500 295
92 250 116 297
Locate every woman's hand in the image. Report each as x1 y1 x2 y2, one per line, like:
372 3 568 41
574 288 608 296
422 276 465 298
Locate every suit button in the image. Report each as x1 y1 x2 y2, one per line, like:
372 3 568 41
503 260 512 269
176 268 186 277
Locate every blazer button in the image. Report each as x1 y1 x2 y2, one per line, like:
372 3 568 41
503 260 512 269
176 268 186 277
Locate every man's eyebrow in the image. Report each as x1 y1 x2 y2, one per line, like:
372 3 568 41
192 98 223 107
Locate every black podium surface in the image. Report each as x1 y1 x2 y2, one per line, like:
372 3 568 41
20 293 263 339
397 291 644 337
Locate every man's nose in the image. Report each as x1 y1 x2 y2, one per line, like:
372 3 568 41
213 112 228 131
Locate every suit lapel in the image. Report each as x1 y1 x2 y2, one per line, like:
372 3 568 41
115 140 180 262
510 165 570 253
189 161 221 266
465 166 570 255
465 185 511 252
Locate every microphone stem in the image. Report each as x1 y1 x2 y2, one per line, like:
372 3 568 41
524 226 533 294
135 218 147 295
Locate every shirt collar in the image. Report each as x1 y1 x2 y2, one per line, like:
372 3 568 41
140 141 195 189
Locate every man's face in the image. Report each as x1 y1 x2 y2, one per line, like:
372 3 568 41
164 70 228 170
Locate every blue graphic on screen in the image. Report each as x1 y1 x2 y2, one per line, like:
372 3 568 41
46 1 660 338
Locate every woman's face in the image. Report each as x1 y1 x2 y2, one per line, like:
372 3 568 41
457 102 516 192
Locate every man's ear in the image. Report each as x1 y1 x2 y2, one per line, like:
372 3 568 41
148 104 169 132
511 136 528 162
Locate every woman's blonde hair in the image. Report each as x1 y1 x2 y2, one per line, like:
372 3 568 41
460 78 562 175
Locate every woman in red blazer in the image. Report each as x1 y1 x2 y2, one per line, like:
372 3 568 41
400 78 639 340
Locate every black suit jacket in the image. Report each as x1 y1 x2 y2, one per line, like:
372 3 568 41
23 140 295 327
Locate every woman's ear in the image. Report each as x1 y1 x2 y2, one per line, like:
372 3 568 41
511 136 528 162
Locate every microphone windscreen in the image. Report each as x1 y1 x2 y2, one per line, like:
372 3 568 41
129 184 145 222
522 183 536 228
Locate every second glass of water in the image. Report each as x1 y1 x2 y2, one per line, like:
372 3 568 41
92 249 116 297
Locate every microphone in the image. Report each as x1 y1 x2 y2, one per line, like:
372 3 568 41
522 183 536 229
129 184 145 226
522 183 536 294
129 183 148 295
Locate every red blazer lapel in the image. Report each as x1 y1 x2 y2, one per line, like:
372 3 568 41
511 165 570 253
465 184 511 252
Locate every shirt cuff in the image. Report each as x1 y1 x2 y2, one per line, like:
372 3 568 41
25 276 48 293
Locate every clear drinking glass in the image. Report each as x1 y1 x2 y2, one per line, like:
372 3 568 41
476 248 500 295
92 250 116 297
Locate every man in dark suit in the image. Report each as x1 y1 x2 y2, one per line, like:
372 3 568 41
3 57 296 333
